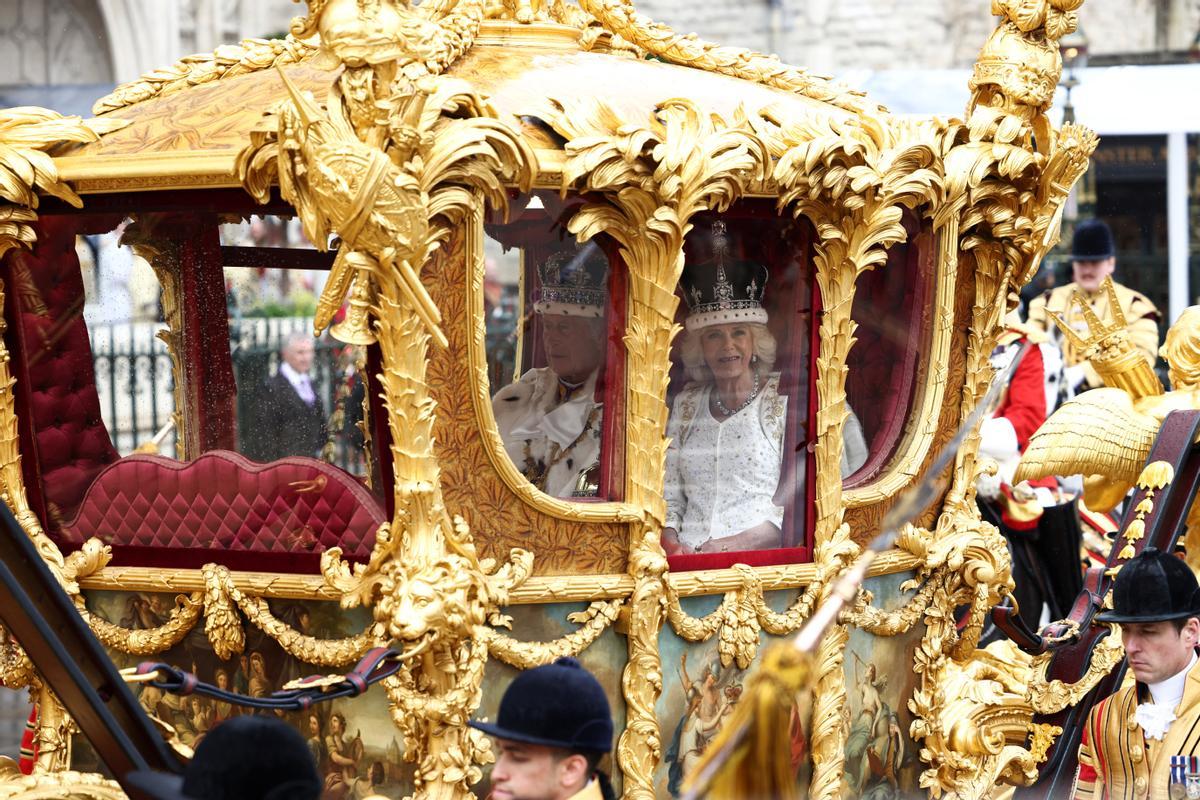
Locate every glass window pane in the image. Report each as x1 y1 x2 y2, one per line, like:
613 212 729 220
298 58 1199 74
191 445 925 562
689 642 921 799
664 205 813 558
845 213 928 482
223 270 373 480
484 192 623 501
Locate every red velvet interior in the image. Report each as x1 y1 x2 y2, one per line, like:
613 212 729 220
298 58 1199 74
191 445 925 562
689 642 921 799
58 450 383 570
3 216 120 524
843 214 928 483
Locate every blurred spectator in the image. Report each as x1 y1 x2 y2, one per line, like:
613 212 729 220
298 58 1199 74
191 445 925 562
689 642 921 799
245 332 327 462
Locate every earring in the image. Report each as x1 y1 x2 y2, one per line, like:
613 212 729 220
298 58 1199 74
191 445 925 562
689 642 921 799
751 355 758 363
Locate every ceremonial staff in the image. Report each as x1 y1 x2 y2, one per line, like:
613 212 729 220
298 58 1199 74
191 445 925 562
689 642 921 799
682 342 1030 800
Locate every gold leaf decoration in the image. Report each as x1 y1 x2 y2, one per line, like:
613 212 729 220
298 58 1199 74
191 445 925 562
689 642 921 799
1137 460 1176 491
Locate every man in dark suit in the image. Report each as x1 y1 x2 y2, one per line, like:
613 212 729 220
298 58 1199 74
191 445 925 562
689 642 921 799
248 332 327 461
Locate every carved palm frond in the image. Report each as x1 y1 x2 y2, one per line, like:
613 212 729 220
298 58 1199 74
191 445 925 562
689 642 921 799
0 108 126 257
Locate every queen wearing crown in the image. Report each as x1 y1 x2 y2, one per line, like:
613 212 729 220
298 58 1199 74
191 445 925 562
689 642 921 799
663 227 868 554
493 242 609 498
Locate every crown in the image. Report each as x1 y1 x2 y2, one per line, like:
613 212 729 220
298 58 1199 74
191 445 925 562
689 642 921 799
680 221 769 331
532 243 609 319
1048 276 1163 400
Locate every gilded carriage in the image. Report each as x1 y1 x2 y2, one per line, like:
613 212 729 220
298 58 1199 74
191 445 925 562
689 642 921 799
0 0 1105 798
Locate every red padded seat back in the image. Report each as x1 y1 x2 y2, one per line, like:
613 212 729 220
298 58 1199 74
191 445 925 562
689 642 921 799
59 451 383 570
7 217 120 522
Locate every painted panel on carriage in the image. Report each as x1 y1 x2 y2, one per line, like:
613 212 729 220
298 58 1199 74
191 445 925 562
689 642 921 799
473 601 628 798
653 590 802 798
653 580 926 799
841 571 927 800
73 590 416 799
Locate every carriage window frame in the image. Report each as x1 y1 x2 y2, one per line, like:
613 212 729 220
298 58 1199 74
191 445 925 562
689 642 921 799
664 204 820 572
842 210 931 488
481 192 629 504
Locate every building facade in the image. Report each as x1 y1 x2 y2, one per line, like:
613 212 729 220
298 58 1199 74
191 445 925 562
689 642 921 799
4 0 1200 94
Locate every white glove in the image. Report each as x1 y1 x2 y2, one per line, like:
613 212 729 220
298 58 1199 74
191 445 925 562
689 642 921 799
976 470 1002 502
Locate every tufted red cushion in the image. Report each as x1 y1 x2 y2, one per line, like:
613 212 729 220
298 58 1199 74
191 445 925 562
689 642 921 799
58 451 383 570
9 216 120 521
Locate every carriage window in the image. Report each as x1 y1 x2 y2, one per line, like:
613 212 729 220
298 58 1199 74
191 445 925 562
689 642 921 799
3 215 177 526
663 205 815 566
483 192 624 502
844 211 930 484
219 216 374 479
83 221 179 457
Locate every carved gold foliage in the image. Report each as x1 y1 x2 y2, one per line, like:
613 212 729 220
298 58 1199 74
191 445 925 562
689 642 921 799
64 543 373 666
82 594 203 657
0 624 33 692
202 564 245 661
843 573 939 637
92 36 319 115
907 515 1019 797
484 600 623 669
0 758 123 799
0 108 125 259
207 565 377 667
546 95 768 800
1028 632 1124 715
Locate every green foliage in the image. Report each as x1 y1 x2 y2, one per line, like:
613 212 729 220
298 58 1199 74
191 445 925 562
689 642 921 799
243 291 318 318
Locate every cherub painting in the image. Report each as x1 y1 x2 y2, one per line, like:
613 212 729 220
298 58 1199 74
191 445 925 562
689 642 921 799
664 651 742 796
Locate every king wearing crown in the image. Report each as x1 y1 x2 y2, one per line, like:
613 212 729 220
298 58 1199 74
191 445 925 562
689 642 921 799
492 242 609 498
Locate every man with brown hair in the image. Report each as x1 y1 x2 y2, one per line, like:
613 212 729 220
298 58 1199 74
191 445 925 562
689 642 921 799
1073 548 1200 799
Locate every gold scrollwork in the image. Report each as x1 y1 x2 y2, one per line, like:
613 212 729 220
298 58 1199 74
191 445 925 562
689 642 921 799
1028 632 1124 716
0 757 124 799
484 599 623 669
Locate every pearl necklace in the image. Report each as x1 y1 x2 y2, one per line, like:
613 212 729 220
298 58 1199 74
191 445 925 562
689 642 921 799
714 370 761 417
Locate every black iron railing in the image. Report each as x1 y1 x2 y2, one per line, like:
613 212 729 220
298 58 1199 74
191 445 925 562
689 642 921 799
90 317 364 474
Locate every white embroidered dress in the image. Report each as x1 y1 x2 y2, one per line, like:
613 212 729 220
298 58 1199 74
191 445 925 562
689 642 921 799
664 374 787 551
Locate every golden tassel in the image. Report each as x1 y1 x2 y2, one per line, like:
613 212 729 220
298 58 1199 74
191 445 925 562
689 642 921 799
683 643 810 800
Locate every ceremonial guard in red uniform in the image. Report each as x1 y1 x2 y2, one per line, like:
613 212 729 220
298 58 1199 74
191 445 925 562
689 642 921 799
1074 549 1200 799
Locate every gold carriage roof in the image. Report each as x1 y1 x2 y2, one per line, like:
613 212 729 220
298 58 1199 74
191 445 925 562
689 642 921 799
53 20 870 194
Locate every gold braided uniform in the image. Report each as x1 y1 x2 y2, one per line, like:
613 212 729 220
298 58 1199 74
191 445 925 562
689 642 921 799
1073 660 1200 799
1027 281 1161 391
